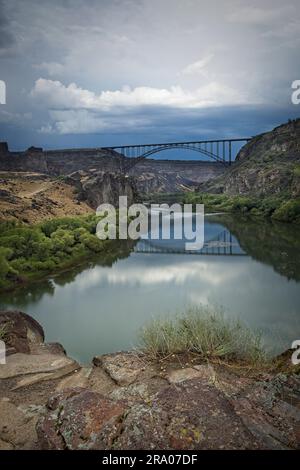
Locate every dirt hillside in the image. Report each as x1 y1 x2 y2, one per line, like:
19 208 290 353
0 172 93 224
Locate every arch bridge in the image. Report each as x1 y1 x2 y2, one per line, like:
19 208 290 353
104 137 251 172
134 229 247 256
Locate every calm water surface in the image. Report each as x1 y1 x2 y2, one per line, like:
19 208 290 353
1 214 300 363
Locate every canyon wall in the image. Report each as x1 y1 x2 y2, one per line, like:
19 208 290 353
0 143 124 174
130 159 226 193
0 142 227 194
200 119 300 197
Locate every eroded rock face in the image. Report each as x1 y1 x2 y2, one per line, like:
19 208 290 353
131 160 226 194
76 171 137 209
0 310 44 355
200 119 300 196
36 388 127 450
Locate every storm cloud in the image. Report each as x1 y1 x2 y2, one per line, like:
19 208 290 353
0 0 299 150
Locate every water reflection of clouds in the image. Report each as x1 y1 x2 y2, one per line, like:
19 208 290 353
57 253 300 350
69 255 245 290
11 251 299 362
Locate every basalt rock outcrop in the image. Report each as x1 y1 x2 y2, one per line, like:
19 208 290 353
200 119 300 196
68 170 137 208
130 159 226 194
0 311 299 450
0 144 124 175
0 142 227 195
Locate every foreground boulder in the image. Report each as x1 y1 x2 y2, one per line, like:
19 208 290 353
1 311 300 450
37 388 126 450
0 310 44 355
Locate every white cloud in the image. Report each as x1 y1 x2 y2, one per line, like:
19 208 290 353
31 77 255 134
31 77 250 111
181 54 214 76
73 258 242 291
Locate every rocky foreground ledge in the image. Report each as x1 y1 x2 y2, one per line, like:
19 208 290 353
0 310 299 450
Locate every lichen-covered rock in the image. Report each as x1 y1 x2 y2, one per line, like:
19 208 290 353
0 310 44 355
114 378 261 450
231 373 300 450
167 365 214 384
1 312 299 450
36 388 127 450
93 352 144 386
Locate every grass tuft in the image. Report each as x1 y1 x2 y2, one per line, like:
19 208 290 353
139 305 267 366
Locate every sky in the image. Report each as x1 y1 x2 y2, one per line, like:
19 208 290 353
0 0 300 155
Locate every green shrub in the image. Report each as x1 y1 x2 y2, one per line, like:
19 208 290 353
0 247 17 288
183 192 300 223
232 197 258 213
272 199 300 223
0 214 108 290
139 305 267 366
80 233 104 252
293 164 300 177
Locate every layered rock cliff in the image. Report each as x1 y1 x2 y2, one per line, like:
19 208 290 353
67 170 137 209
0 144 124 175
200 119 300 197
0 143 226 195
130 159 226 193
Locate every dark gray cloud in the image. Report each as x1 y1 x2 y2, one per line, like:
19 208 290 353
0 0 15 53
0 0 300 149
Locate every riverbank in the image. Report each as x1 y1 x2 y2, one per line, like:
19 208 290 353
141 191 300 224
183 193 300 223
0 310 299 450
0 215 134 293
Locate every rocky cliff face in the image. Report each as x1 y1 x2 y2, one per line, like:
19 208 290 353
67 170 137 209
200 119 300 197
0 143 226 194
0 145 124 175
0 145 138 221
0 170 137 223
131 159 226 193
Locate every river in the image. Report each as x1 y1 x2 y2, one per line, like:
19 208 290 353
1 213 300 363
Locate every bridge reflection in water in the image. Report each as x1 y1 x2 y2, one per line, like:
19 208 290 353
134 229 247 256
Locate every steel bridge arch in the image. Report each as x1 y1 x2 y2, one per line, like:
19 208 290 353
104 137 251 172
134 144 225 164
